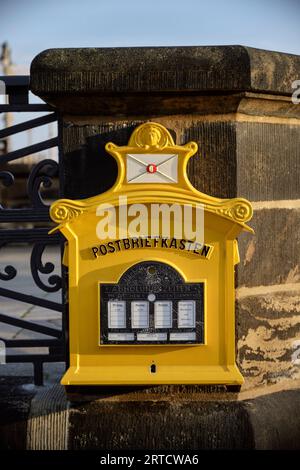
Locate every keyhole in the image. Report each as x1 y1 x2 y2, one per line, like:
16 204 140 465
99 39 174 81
150 363 156 374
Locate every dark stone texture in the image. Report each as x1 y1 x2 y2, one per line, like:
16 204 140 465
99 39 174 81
68 399 253 450
0 378 299 449
237 208 300 287
30 46 300 96
185 121 300 202
29 91 300 117
237 122 300 201
65 384 230 401
184 121 237 198
62 119 300 202
0 377 35 449
67 388 300 450
245 390 300 449
61 122 135 199
63 119 238 200
30 47 300 116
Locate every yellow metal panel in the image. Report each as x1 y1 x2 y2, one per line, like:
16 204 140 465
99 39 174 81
50 122 252 387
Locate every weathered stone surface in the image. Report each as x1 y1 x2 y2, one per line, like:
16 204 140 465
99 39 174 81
68 399 253 450
28 92 300 117
61 122 121 199
62 119 237 200
237 208 300 287
62 118 300 202
246 389 300 449
31 46 300 96
30 47 300 116
236 290 300 390
47 94 300 118
1 377 300 449
184 121 237 198
237 122 300 201
184 121 300 201
27 384 69 450
0 377 35 449
67 387 300 450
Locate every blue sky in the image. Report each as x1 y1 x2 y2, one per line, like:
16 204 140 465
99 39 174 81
1 0 300 68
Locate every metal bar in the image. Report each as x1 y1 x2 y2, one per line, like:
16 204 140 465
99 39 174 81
0 288 63 312
1 338 62 348
5 354 63 363
8 87 29 105
9 92 28 105
0 228 60 242
5 354 65 386
0 138 58 164
0 113 57 139
34 362 43 386
0 104 54 112
0 313 62 338
0 76 30 86
49 346 64 355
0 209 50 223
58 116 69 368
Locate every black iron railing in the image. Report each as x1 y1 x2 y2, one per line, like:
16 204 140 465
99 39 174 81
0 75 66 385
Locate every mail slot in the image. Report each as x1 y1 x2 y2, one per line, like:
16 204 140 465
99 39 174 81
50 122 253 387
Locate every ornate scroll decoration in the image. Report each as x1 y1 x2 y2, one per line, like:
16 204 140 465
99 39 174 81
27 159 59 208
0 265 17 281
208 199 253 224
1 161 59 211
106 122 197 154
0 243 17 281
104 122 198 193
0 171 14 188
50 200 83 224
0 172 16 276
129 122 174 149
0 171 15 209
49 122 253 234
229 201 253 222
30 242 62 292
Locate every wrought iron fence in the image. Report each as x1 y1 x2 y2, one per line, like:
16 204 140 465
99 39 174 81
0 76 66 385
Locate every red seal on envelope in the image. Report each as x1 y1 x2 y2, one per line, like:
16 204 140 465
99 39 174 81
146 164 157 174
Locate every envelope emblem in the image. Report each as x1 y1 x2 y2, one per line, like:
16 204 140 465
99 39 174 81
126 154 178 184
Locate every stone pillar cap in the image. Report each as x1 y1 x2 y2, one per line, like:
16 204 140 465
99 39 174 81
30 45 300 96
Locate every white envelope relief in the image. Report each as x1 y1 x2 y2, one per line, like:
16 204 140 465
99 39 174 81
126 154 178 184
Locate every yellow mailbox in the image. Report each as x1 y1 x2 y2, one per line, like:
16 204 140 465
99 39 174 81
50 122 253 388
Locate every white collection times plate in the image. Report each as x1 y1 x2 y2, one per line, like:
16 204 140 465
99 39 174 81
154 301 172 328
108 301 126 329
178 301 196 328
137 333 167 341
169 332 196 341
131 301 149 328
108 333 134 341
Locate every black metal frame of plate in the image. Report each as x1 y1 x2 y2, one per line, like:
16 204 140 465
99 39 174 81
99 261 204 345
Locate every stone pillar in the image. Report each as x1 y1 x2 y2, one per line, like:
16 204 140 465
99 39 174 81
29 47 300 448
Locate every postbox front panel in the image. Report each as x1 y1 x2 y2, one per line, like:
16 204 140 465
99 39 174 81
52 122 252 386
99 261 204 345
